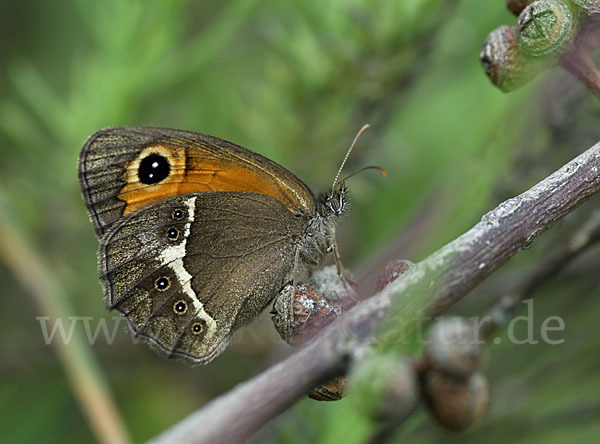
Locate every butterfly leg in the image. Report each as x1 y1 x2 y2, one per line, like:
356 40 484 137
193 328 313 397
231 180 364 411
292 247 300 297
328 243 343 276
326 242 358 301
291 246 302 302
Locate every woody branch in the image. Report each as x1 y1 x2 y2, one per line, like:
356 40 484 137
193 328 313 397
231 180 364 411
150 142 600 444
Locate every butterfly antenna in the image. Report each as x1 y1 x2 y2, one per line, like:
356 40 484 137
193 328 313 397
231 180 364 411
337 165 387 184
331 123 370 190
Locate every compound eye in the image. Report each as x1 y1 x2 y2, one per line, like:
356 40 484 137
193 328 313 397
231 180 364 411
327 197 342 215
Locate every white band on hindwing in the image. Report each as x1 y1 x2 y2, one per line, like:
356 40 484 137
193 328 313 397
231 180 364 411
157 196 217 339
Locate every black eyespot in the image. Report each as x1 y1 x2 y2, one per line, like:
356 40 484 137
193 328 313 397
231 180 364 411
172 209 184 220
155 276 170 291
191 322 204 335
138 154 170 184
173 300 187 315
167 227 179 241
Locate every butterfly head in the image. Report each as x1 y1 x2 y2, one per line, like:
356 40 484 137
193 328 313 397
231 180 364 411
319 183 349 218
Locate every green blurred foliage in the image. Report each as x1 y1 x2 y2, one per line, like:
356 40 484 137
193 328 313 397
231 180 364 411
0 0 599 443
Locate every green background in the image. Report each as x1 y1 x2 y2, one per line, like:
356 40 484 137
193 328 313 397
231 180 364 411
1 0 599 442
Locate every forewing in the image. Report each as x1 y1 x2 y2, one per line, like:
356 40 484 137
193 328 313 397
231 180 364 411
79 126 315 237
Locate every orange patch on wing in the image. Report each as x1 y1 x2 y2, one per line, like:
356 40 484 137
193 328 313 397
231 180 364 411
118 144 304 215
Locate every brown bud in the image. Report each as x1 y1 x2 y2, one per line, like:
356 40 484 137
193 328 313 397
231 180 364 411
272 265 358 402
480 25 544 92
425 317 484 378
308 264 358 309
421 370 490 431
271 283 340 346
375 260 413 293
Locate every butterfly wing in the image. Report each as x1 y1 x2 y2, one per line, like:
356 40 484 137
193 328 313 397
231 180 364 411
79 126 316 237
99 192 307 365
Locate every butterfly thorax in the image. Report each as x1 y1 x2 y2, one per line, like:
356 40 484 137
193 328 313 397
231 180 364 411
295 185 348 269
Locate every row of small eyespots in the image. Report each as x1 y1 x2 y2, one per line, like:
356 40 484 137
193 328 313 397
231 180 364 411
157 206 203 334
152 277 204 335
164 207 186 241
173 300 205 334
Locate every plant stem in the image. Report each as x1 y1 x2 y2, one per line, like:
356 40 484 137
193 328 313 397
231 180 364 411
150 141 600 444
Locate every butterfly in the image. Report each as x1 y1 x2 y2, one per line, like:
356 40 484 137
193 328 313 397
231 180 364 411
78 126 369 365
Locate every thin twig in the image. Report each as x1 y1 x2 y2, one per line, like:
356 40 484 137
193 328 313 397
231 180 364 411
561 50 600 99
480 209 600 339
150 142 600 444
561 16 600 100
